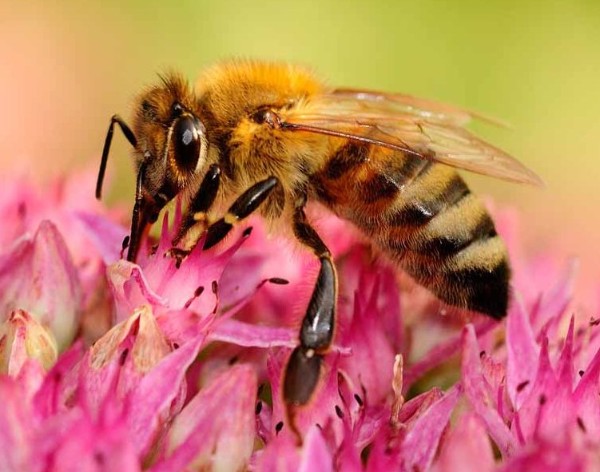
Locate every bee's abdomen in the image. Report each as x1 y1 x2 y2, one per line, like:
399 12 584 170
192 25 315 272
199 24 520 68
313 142 510 319
383 192 510 319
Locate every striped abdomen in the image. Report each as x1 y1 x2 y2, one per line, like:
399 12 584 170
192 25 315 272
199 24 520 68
310 141 510 319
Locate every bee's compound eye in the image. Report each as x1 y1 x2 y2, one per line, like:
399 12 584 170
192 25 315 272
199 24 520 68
173 116 201 172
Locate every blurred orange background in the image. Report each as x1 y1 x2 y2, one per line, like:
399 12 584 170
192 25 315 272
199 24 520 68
1 1 599 302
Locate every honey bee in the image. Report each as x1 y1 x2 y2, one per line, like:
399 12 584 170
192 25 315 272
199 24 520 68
96 59 541 413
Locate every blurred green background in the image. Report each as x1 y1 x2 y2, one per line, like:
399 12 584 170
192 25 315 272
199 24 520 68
1 1 599 297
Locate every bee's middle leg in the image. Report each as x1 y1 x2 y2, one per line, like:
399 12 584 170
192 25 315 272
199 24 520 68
283 205 337 418
171 169 280 264
203 176 279 249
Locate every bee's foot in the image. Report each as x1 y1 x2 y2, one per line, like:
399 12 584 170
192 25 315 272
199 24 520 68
166 247 190 268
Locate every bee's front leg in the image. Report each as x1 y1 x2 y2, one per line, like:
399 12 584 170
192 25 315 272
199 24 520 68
283 204 337 441
171 164 222 251
96 114 137 200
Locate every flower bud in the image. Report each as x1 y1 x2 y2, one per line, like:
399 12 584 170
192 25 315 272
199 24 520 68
0 309 58 375
90 304 171 375
0 220 81 351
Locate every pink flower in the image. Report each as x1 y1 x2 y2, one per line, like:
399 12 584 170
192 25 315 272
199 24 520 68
0 309 57 401
153 365 257 471
0 170 125 265
0 220 81 350
0 376 37 471
0 171 127 346
433 413 495 472
458 261 600 469
0 308 205 469
1 169 599 471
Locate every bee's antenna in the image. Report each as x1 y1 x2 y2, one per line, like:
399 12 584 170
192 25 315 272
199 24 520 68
96 114 137 199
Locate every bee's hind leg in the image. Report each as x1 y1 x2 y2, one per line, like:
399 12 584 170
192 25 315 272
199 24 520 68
283 204 337 442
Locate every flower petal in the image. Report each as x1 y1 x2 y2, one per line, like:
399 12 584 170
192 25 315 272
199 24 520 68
0 220 81 350
89 305 171 376
253 426 335 472
33 341 85 419
0 377 33 471
153 364 257 472
126 334 206 458
506 297 539 407
74 211 128 264
298 426 334 472
496 439 589 472
0 309 58 375
107 214 251 326
208 318 296 348
76 305 174 421
252 435 299 472
556 316 575 391
405 319 496 387
338 268 397 405
530 259 577 335
572 345 600 438
461 324 516 456
516 335 577 443
107 261 169 322
434 412 495 472
35 401 141 472
400 385 460 472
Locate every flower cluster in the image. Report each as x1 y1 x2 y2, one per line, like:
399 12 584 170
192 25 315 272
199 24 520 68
0 170 596 471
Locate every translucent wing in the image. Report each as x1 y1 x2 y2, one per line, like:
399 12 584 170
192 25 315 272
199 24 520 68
279 89 542 185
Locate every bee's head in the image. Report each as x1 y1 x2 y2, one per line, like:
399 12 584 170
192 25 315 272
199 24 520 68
133 73 208 208
96 72 209 262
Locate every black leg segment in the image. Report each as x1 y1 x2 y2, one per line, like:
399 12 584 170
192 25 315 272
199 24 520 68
283 347 323 406
203 176 279 250
283 206 338 410
126 163 148 262
300 257 336 350
172 164 222 247
292 206 329 257
96 114 137 200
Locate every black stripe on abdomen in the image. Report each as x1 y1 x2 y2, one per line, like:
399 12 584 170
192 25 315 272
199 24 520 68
418 213 497 258
324 141 369 180
387 175 470 227
358 157 433 205
443 257 510 319
384 238 510 319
